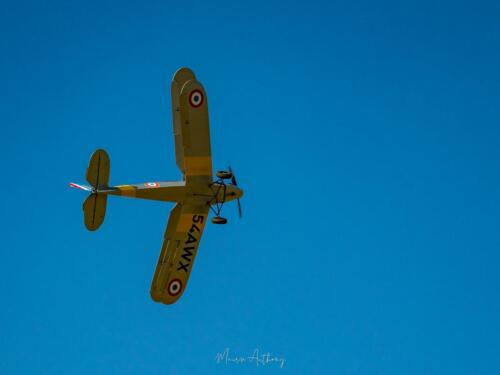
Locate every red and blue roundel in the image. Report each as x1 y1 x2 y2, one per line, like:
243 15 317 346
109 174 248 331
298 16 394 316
144 182 160 188
189 90 204 108
167 279 183 296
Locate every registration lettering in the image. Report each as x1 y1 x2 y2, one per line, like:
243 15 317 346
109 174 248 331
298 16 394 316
177 215 205 273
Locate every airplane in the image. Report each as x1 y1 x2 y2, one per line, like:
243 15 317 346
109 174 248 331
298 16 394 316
69 67 244 305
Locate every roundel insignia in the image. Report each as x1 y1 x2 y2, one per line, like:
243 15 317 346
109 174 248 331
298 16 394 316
167 279 183 296
144 182 160 188
189 89 204 108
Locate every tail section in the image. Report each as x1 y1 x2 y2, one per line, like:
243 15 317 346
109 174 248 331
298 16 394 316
68 182 92 192
70 149 111 231
83 193 107 231
86 149 110 188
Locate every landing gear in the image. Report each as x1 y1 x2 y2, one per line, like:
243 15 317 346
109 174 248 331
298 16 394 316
211 216 227 225
192 167 241 225
216 170 233 179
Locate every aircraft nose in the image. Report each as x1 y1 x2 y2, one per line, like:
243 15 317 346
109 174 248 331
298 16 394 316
230 187 243 199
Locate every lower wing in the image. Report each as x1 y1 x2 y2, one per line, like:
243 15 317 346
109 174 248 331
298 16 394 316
150 203 209 304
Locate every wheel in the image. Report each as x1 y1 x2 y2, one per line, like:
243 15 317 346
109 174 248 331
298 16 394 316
216 170 233 179
211 216 228 224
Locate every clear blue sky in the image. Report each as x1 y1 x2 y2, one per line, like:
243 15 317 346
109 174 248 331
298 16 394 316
1 1 499 374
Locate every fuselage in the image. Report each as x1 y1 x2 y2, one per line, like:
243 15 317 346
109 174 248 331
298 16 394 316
102 180 243 206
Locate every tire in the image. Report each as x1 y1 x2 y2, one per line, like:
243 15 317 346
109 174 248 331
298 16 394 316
216 171 233 179
211 216 228 224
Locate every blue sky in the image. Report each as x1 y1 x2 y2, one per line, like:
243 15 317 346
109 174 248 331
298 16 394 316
1 1 499 374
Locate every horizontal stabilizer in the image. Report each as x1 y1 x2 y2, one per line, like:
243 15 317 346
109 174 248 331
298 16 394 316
83 193 107 231
86 149 110 188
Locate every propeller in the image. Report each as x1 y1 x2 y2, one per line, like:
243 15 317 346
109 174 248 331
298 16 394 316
228 166 242 218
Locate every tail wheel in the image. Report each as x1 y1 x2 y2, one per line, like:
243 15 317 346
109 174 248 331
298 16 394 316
216 170 233 179
211 216 228 224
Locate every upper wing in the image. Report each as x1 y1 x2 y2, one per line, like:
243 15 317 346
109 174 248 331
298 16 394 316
171 68 193 174
170 68 212 179
150 203 209 304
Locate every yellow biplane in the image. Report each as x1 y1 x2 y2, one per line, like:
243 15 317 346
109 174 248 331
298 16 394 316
70 67 243 305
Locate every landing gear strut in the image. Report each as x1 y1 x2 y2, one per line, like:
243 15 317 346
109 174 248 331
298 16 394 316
206 179 228 224
193 167 241 225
